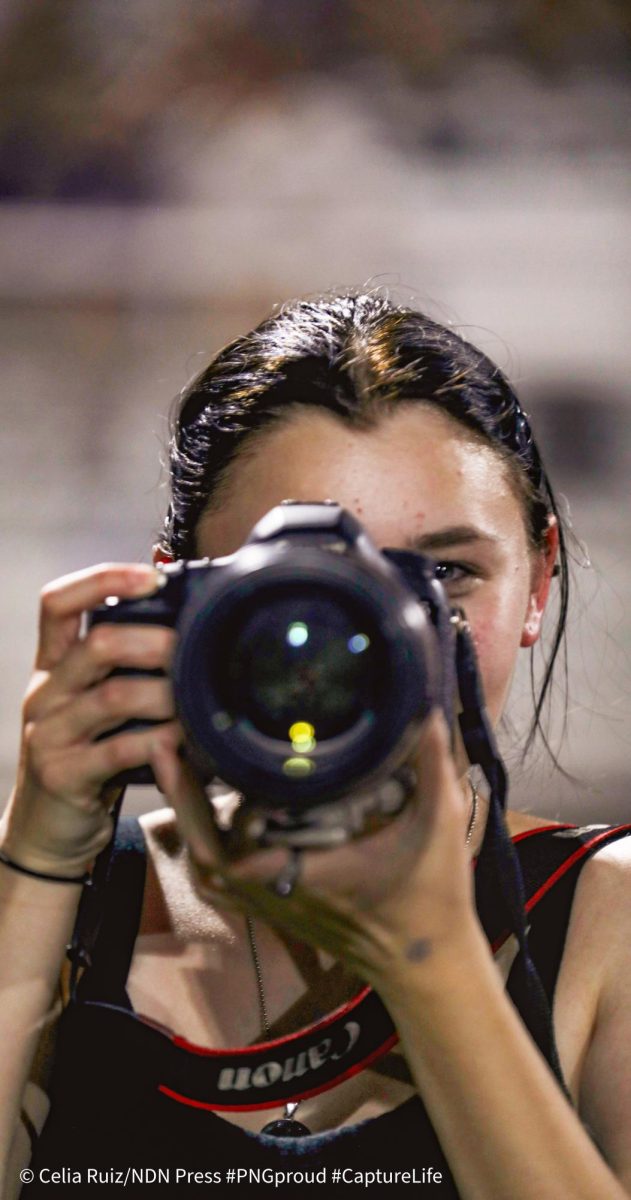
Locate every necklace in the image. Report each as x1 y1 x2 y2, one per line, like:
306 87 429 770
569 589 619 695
245 916 313 1137
466 776 479 847
247 776 479 1138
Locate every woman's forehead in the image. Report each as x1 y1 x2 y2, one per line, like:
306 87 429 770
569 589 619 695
196 405 526 558
231 404 500 490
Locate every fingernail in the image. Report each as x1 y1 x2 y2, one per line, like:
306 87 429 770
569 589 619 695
129 566 168 596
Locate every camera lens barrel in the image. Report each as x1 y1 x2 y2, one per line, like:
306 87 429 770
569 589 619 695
172 511 450 809
89 504 454 808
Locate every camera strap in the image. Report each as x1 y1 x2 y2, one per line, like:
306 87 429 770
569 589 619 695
66 790 127 1001
383 548 565 1088
455 622 566 1091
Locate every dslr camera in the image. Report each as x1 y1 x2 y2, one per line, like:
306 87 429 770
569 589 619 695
89 502 459 847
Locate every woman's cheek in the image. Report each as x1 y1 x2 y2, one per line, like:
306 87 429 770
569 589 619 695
465 608 521 726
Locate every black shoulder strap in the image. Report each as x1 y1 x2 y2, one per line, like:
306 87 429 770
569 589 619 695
68 814 147 1008
516 823 631 1003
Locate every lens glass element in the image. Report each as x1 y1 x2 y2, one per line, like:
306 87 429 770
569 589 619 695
216 587 383 741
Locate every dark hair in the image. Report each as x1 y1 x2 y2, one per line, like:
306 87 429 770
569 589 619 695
162 291 569 756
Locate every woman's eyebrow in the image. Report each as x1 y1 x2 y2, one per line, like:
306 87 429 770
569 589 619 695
403 526 500 553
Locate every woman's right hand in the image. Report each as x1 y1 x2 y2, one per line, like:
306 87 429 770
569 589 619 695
0 563 179 878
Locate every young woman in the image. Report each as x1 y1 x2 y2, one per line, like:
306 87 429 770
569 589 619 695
1 293 631 1198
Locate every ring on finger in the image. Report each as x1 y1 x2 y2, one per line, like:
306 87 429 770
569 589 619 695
271 849 302 898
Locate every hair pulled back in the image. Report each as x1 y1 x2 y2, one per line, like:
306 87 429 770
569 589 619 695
162 291 568 755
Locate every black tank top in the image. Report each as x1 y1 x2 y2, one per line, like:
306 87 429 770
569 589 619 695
23 819 631 1197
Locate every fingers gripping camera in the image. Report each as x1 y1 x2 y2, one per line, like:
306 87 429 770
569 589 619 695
88 503 458 836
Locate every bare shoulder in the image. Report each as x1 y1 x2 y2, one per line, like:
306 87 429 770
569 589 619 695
554 825 631 1062
559 830 631 1174
527 816 631 969
567 827 631 961
524 820 631 1111
507 811 631 1003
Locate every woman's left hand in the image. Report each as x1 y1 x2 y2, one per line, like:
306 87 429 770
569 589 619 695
150 710 482 995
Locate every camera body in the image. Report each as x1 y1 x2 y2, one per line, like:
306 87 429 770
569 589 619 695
89 502 457 828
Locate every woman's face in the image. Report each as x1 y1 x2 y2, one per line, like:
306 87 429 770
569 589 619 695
195 405 554 749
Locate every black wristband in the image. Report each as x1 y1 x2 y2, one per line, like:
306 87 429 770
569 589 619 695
0 849 91 885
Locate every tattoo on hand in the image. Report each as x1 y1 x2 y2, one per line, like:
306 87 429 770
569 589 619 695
405 937 433 963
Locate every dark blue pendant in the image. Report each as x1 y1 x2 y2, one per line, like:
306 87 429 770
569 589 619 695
261 1117 311 1137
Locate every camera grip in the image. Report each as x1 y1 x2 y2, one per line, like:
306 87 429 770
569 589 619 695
87 585 183 788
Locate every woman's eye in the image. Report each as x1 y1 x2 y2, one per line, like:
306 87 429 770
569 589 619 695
432 561 475 588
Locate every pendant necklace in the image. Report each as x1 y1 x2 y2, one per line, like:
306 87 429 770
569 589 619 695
245 915 313 1137
246 777 479 1137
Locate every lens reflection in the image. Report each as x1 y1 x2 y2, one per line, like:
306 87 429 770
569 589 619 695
287 621 309 647
348 633 370 654
289 720 317 753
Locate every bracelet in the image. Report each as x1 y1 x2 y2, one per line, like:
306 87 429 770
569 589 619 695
0 849 91 885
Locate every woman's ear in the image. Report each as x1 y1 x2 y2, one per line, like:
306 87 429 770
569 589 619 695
520 517 560 648
152 543 174 566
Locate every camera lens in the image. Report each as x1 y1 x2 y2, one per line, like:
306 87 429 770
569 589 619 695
213 586 384 741
171 520 446 809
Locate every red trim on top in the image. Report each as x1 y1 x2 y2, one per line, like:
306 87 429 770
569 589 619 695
171 985 371 1057
158 1031 400 1113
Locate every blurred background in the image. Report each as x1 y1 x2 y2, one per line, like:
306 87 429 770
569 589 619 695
1 0 629 820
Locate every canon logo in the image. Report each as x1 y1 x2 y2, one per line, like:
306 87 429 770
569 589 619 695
217 1020 361 1093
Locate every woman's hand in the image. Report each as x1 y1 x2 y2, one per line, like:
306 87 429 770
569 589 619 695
151 712 482 996
0 563 178 877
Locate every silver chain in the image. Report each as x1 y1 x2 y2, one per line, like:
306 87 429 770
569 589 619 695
245 911 270 1040
465 777 479 847
245 914 303 1122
